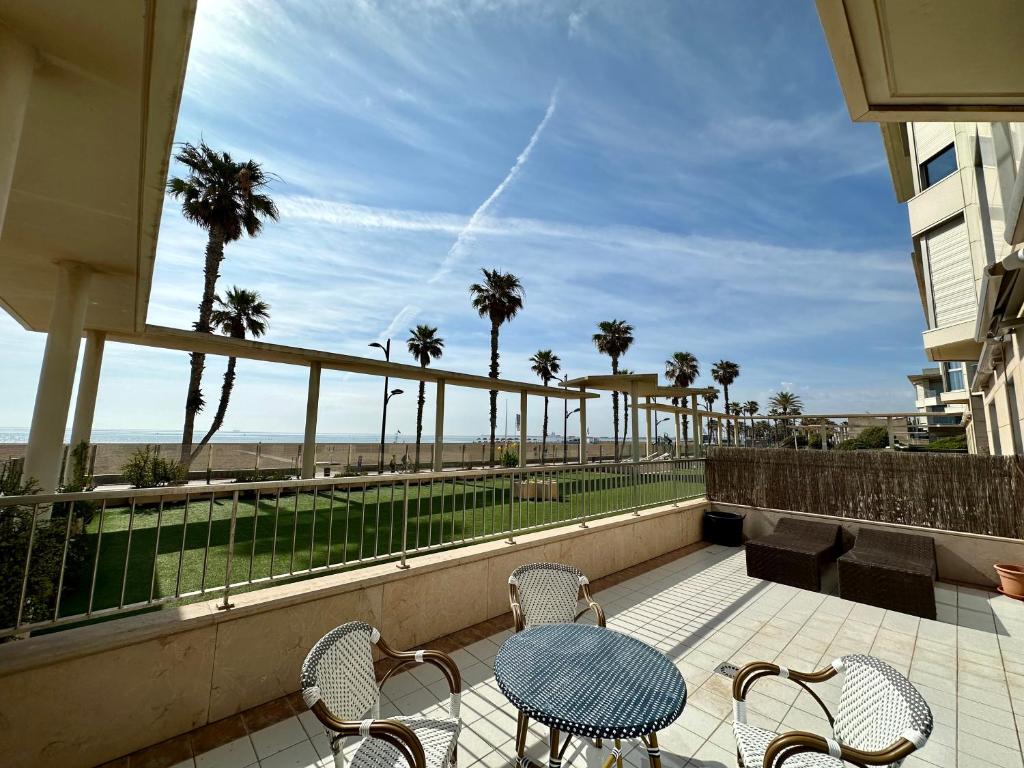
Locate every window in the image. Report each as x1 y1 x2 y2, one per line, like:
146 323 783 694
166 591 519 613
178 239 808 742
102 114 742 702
944 361 965 392
920 143 957 189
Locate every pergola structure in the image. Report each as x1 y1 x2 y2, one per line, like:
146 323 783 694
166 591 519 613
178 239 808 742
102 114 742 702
79 325 599 478
561 374 716 461
633 401 742 456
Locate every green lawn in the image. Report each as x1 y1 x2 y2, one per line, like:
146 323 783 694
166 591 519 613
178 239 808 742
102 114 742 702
48 466 704 621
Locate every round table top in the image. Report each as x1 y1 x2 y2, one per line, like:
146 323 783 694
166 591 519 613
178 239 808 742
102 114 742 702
493 624 687 740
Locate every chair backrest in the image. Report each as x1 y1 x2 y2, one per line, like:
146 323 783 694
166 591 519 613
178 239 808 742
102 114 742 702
510 562 586 628
833 655 932 765
300 622 381 720
854 528 936 569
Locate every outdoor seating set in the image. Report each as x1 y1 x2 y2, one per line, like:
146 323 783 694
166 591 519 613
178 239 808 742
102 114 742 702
745 517 939 619
300 562 935 768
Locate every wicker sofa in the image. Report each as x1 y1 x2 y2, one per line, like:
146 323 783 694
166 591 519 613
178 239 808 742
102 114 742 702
838 527 937 619
745 517 842 591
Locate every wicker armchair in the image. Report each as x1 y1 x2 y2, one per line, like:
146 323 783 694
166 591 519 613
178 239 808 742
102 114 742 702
508 562 605 632
745 517 842 592
732 654 933 767
507 563 605 757
838 528 937 620
301 622 462 768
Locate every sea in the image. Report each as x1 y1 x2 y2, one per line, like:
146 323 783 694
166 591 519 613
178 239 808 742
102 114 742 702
0 429 492 445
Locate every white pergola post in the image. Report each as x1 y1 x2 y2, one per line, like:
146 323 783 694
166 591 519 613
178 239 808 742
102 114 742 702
674 411 682 458
0 26 34 239
519 391 528 468
23 263 93 493
644 396 653 456
301 362 321 479
820 423 828 450
578 388 588 465
691 394 703 458
433 379 445 472
886 416 895 448
63 330 106 484
630 381 641 462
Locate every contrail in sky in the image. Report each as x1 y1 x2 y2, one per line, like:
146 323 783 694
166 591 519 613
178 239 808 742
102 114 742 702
375 83 561 342
428 83 561 285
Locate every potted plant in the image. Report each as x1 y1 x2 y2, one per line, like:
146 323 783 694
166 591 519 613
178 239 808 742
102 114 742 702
995 563 1024 598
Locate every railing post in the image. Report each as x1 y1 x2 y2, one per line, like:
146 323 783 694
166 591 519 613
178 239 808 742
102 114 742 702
220 490 239 611
507 470 516 544
632 462 640 515
398 479 410 569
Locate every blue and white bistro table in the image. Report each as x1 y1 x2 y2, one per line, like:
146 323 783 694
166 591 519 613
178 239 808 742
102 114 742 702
494 624 687 768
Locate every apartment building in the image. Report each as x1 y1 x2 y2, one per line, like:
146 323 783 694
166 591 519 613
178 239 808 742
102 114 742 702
884 122 1024 455
906 366 967 443
815 1 1024 457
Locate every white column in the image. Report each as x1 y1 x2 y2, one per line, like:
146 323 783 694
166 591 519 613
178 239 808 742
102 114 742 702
644 397 653 455
886 416 895 449
0 26 34 239
630 381 641 462
691 395 703 458
433 379 445 472
820 424 828 450
23 263 93 493
301 362 321 478
578 389 588 465
674 411 682 458
519 391 528 468
63 330 106 483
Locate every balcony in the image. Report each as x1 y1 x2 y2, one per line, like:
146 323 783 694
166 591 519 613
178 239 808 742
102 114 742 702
90 544 1024 768
2 450 1023 768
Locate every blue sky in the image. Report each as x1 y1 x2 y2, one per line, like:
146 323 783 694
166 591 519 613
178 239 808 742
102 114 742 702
2 0 927 438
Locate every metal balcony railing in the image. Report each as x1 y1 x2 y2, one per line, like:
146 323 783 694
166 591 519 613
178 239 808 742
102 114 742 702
0 459 705 639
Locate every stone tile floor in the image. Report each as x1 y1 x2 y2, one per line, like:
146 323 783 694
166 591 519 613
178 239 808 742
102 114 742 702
162 545 1024 768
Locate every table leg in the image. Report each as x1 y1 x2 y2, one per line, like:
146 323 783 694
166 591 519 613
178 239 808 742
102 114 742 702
614 739 623 768
516 712 529 767
644 733 662 768
548 727 560 768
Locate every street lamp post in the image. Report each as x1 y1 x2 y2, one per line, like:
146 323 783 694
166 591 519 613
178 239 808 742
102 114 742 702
369 340 403 474
654 415 669 447
563 405 580 464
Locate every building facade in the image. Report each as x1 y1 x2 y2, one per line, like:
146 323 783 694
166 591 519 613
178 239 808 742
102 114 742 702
906 367 967 443
888 122 1024 455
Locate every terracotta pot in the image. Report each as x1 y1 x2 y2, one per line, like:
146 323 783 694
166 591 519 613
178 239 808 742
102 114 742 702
995 563 1024 597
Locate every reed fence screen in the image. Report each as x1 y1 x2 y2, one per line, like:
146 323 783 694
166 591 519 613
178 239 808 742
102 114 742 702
706 447 1024 539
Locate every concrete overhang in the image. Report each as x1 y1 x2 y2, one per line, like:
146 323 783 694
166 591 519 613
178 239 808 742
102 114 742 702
922 320 983 363
0 1 196 334
561 374 716 398
816 0 1024 122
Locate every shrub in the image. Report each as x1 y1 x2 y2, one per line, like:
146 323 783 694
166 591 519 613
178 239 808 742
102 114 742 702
835 425 890 451
0 461 85 636
120 447 188 488
926 434 968 452
498 444 519 468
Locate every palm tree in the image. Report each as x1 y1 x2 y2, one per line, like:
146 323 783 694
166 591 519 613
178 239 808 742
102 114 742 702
190 287 270 458
618 368 634 458
529 350 561 464
711 360 740 444
470 269 524 465
702 389 719 444
769 391 804 448
407 325 445 471
743 400 760 445
167 141 279 465
665 352 699 454
727 402 743 446
593 320 634 459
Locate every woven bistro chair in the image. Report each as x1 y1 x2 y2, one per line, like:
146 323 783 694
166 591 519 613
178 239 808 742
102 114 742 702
508 562 606 632
301 622 462 768
731 654 933 767
507 563 606 757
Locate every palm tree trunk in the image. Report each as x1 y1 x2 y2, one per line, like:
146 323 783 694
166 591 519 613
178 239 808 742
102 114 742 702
180 226 225 465
191 355 236 460
488 322 499 466
610 357 620 460
723 385 730 445
541 392 549 465
415 379 426 470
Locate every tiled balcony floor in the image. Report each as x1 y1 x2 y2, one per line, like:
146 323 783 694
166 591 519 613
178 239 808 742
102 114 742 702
172 546 1024 768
